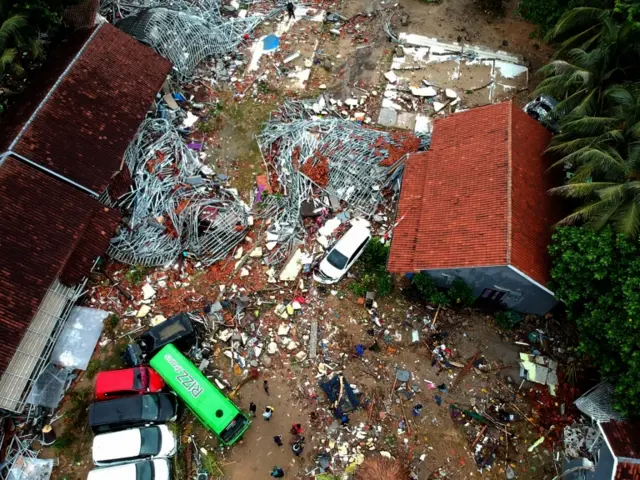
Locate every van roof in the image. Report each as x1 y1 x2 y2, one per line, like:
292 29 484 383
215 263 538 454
92 427 143 461
335 225 370 252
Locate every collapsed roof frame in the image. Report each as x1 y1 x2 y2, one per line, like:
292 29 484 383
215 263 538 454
107 118 249 267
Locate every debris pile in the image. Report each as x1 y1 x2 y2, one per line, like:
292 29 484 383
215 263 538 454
256 99 423 264
107 118 249 267
111 0 273 80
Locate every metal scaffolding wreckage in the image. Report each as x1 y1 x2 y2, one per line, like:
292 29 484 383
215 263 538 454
109 0 275 79
256 99 423 265
107 118 249 267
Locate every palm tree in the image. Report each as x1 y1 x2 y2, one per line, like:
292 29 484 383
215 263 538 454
545 7 612 53
0 0 50 76
534 4 640 120
533 47 617 119
549 86 640 236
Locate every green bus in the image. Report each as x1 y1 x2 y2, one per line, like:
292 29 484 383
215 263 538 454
150 344 250 445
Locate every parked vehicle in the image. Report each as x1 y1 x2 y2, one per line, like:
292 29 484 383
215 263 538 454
313 225 371 284
89 393 178 434
150 344 251 446
523 95 559 133
95 367 165 401
92 425 177 466
87 458 170 480
123 313 196 366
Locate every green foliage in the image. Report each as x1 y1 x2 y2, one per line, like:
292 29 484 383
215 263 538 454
0 0 77 76
412 273 475 308
549 225 640 415
125 265 148 285
448 278 476 307
350 238 393 298
85 358 101 380
533 1 640 237
103 313 119 339
495 310 522 329
360 237 391 268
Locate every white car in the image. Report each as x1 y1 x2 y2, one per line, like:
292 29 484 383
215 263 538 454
92 425 177 466
87 459 171 480
314 225 371 284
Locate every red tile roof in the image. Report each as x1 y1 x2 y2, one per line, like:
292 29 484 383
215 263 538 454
0 157 119 376
602 421 640 459
0 23 172 194
387 101 556 287
616 463 640 480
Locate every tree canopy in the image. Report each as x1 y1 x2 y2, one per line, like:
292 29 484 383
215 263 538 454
549 226 640 416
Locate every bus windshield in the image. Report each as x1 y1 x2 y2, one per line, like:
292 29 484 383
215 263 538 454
150 344 251 445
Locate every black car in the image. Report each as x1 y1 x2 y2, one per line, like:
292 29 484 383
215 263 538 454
123 313 196 366
89 393 179 433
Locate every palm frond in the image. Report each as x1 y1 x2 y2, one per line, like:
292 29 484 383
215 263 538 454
545 7 608 43
612 197 640 237
560 116 618 136
550 181 618 198
0 15 27 50
0 46 17 73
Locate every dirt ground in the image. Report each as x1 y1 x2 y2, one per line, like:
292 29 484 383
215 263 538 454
42 0 568 479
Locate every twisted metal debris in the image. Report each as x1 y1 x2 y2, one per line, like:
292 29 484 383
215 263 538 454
110 0 276 79
256 99 422 265
107 118 249 267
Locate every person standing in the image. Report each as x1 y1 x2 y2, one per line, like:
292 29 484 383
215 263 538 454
263 406 274 421
413 403 424 417
286 1 295 19
273 435 283 446
264 380 270 396
290 423 303 435
340 413 350 426
249 402 257 417
271 466 285 477
292 441 304 456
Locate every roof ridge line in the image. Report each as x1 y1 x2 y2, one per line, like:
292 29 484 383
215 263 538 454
506 100 513 264
7 24 103 153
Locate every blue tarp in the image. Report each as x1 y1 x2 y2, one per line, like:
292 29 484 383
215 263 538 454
263 34 280 51
319 374 360 417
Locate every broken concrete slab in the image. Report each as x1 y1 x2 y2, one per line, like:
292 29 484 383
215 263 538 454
378 107 398 127
410 86 437 97
384 71 398 83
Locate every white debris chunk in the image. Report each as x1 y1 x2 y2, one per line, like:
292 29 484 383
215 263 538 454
410 86 437 97
433 101 446 112
445 88 458 99
384 71 398 83
141 283 156 300
283 51 301 64
136 305 151 318
249 247 263 257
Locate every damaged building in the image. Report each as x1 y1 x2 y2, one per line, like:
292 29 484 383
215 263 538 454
387 101 559 315
0 23 171 413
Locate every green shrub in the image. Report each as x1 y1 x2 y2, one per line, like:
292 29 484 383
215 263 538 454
360 238 390 270
125 266 148 285
549 225 640 416
103 314 119 340
350 238 393 297
448 278 476 307
85 359 101 380
412 273 475 308
495 310 522 330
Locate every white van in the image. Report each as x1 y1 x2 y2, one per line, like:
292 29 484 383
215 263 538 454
314 225 371 284
87 459 170 480
92 425 177 466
